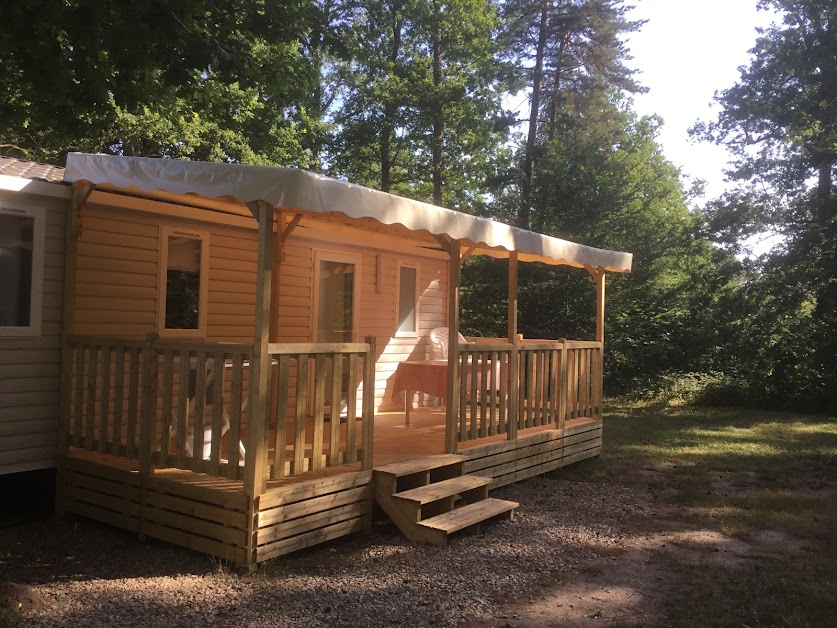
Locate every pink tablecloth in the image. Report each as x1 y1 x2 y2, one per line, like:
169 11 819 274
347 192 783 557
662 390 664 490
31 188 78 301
391 360 449 400
391 359 502 401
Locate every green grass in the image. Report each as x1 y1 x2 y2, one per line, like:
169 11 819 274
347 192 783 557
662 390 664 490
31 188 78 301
559 402 837 628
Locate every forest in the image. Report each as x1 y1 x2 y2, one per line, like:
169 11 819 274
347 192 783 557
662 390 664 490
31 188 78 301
1 0 834 411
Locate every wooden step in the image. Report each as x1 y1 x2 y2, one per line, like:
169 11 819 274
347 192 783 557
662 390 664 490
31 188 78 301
394 475 491 506
374 454 469 478
418 498 518 540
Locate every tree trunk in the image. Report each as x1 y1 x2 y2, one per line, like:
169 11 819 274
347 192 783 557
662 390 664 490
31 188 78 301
380 10 402 193
521 0 550 230
546 35 567 143
431 0 444 206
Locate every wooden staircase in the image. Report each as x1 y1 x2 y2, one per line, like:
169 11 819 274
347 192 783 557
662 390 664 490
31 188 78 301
373 454 519 545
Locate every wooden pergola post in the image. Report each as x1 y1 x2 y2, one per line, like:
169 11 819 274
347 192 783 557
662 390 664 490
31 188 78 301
507 252 519 441
245 201 274 499
444 238 461 454
586 265 606 418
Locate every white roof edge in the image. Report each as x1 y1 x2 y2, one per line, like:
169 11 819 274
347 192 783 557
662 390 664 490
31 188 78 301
63 153 633 273
0 174 72 199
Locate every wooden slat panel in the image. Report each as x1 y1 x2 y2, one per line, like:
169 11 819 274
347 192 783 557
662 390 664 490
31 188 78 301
255 516 368 563
257 501 370 545
258 470 372 509
256 485 370 527
142 522 246 564
144 492 247 529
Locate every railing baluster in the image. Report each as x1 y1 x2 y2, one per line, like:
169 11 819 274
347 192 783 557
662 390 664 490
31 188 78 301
346 353 358 463
112 347 124 455
98 345 111 453
294 356 309 473
488 350 498 436
209 349 225 475
72 345 84 448
328 355 343 466
498 349 508 435
469 350 479 440
161 350 174 463
312 354 327 471
176 349 189 468
458 350 468 442
228 353 244 480
272 355 290 478
85 344 98 449
478 351 489 438
126 348 139 458
192 351 207 471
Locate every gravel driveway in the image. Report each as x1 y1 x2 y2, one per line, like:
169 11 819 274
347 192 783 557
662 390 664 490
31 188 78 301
1 477 651 627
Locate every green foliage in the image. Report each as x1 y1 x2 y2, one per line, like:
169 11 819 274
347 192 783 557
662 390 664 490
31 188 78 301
0 0 323 165
694 0 837 411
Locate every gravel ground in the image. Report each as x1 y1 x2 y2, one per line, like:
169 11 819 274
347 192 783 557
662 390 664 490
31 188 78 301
1 477 654 627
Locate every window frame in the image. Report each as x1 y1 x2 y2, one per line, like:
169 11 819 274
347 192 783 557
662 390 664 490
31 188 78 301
395 261 420 338
0 204 45 337
157 225 209 339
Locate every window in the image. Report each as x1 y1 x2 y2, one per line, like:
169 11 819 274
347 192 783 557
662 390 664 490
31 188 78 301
396 263 419 336
0 206 44 336
158 227 208 337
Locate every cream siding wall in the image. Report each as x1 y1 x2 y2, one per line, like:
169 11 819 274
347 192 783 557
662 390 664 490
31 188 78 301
0 187 68 474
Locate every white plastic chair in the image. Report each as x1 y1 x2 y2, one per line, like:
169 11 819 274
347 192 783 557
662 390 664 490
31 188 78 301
429 327 470 360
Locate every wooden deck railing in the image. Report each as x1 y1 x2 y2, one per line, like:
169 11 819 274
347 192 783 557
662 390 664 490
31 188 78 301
266 338 376 478
456 338 602 445
63 334 377 483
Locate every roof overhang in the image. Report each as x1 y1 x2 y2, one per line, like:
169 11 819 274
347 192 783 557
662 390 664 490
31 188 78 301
63 153 633 273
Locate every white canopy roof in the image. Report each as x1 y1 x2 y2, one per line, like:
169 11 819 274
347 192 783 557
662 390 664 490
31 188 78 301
64 153 632 272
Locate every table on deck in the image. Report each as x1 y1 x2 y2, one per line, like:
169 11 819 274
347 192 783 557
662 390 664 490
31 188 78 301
391 359 501 427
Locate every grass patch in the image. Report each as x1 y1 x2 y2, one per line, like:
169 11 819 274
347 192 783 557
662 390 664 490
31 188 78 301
558 402 837 627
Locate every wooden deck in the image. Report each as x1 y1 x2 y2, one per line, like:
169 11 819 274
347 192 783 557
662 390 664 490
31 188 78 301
60 409 602 565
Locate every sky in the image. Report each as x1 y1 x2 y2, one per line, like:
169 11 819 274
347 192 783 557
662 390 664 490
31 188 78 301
624 0 778 202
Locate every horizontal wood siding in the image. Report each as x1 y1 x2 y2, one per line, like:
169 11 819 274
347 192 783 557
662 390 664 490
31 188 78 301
280 223 448 413
73 203 257 342
0 189 67 474
255 471 373 562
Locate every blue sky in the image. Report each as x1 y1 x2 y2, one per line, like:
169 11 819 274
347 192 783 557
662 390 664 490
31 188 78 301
625 0 778 202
